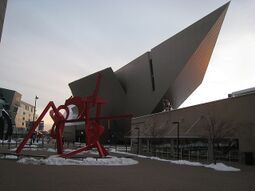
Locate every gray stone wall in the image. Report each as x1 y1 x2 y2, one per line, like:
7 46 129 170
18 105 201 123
132 93 255 155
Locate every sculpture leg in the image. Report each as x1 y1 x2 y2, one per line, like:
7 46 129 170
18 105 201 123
60 145 92 158
16 101 57 154
55 124 64 155
101 144 109 156
95 141 108 157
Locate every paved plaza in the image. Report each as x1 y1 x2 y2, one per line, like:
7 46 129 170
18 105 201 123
0 150 255 191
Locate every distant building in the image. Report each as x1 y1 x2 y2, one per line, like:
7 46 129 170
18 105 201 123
15 101 36 134
0 0 7 43
0 87 21 123
0 87 37 135
131 92 255 165
0 87 21 138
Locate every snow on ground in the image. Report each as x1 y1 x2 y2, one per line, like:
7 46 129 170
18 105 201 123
17 156 138 166
11 147 39 152
1 146 240 171
47 148 79 153
10 145 39 152
170 160 204 167
111 149 240 172
64 148 75 152
205 163 240 172
10 147 96 154
25 144 38 148
0 139 17 144
47 148 56 152
0 155 18 160
10 145 39 151
46 148 100 155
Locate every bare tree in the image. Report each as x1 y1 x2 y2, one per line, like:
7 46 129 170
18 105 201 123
200 115 237 163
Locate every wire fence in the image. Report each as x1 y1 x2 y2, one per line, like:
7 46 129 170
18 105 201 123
129 143 240 162
0 138 240 163
0 137 130 152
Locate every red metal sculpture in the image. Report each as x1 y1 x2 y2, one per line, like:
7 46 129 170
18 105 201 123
16 73 131 158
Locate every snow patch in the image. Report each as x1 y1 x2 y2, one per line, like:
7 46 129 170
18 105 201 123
205 163 240 172
11 147 39 151
47 148 56 152
24 144 38 148
17 156 138 166
0 139 17 144
170 160 204 167
1 155 18 159
64 149 75 152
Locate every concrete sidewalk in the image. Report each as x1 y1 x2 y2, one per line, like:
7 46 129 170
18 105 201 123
0 152 255 191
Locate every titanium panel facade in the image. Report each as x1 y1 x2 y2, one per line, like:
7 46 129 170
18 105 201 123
69 3 230 119
151 3 229 110
115 52 157 116
69 68 126 117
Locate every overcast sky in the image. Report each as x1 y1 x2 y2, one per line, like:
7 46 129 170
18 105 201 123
0 0 254 127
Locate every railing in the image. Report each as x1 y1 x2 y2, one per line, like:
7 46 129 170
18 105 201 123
0 139 240 163
131 143 240 162
0 137 131 153
106 145 131 153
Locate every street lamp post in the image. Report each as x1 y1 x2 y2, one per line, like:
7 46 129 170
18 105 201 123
30 96 38 145
33 96 38 143
172 121 180 160
33 96 39 126
135 127 140 155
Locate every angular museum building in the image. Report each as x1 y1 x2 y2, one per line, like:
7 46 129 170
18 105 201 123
69 3 230 118
68 2 255 164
